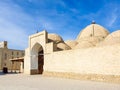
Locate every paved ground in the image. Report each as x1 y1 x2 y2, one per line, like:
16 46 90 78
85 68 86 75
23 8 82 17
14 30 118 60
0 72 120 90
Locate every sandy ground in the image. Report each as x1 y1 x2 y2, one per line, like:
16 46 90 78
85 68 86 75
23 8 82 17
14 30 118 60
0 73 120 90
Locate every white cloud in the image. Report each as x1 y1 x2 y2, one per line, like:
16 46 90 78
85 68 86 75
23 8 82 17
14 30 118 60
107 13 117 27
97 4 119 28
0 1 32 49
0 15 28 49
0 1 57 49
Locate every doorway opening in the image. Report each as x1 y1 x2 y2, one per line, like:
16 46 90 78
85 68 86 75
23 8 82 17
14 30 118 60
31 43 44 74
38 50 44 74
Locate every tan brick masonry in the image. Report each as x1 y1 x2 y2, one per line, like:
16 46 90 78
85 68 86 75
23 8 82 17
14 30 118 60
43 71 120 84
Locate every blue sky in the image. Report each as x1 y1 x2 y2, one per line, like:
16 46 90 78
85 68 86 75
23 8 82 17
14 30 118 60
0 0 120 50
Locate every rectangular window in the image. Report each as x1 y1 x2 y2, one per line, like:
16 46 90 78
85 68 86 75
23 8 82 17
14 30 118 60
17 52 19 55
22 52 24 56
4 53 7 60
12 57 14 59
12 51 14 55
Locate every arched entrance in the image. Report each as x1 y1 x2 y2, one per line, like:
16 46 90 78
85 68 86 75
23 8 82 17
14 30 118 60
31 43 44 74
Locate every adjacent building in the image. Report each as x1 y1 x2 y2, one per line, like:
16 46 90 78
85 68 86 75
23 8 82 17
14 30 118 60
0 41 24 70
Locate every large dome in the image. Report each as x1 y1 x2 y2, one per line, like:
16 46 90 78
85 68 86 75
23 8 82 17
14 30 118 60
48 33 63 43
77 23 109 41
97 30 120 46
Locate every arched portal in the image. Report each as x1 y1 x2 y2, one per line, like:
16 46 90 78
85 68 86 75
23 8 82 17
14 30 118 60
31 43 44 74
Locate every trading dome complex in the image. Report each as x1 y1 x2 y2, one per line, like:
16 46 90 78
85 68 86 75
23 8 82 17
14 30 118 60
16 21 120 82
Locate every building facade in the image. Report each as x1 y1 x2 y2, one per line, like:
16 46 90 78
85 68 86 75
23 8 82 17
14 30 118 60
24 22 120 82
0 41 24 70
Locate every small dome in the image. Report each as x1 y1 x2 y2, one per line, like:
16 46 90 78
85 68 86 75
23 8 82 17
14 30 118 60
97 30 120 46
48 33 63 43
65 40 78 49
105 30 120 40
74 40 95 49
77 24 109 40
57 42 71 50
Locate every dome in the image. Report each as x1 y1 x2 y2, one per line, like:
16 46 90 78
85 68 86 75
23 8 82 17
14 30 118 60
65 40 78 49
48 33 63 43
74 40 95 49
97 30 120 46
105 30 120 40
77 23 109 41
57 42 71 50
78 36 103 46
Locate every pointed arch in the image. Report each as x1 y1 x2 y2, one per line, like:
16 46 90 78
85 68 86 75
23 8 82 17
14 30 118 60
31 42 44 74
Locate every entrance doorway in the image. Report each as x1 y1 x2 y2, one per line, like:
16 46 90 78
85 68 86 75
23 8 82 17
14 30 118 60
31 43 44 74
38 50 44 74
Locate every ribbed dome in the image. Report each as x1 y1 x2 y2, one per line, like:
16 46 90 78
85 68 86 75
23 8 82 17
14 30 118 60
57 42 71 50
77 23 109 41
74 40 95 49
97 30 120 46
65 40 78 49
48 33 63 43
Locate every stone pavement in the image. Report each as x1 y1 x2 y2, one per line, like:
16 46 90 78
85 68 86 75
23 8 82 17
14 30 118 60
0 73 120 90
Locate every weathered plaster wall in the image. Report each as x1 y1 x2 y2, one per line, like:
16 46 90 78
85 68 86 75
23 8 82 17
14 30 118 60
24 48 31 74
44 45 120 75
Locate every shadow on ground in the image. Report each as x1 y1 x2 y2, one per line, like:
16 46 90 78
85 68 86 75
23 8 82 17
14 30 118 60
0 70 20 75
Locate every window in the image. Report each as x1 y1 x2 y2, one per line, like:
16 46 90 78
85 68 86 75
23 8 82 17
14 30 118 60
4 43 7 47
12 57 14 59
17 52 19 55
4 53 7 60
90 34 93 37
22 52 24 56
4 63 6 66
12 51 14 55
